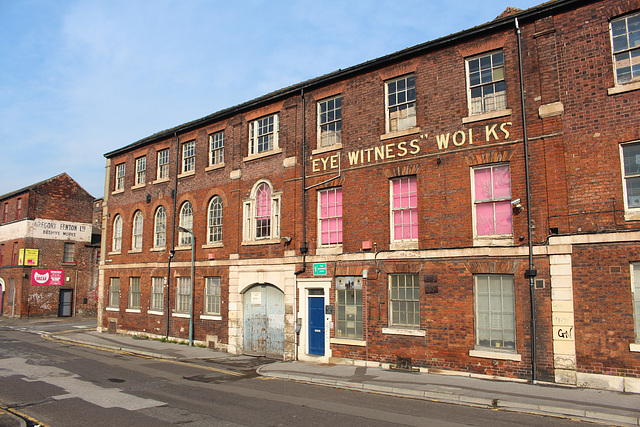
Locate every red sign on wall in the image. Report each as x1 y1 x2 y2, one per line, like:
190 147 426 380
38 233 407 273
31 269 64 286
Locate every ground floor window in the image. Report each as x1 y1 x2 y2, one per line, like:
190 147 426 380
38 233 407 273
129 277 140 309
632 263 640 342
176 277 191 313
109 278 120 308
151 277 164 311
205 277 221 315
474 274 515 350
335 276 363 340
389 273 419 327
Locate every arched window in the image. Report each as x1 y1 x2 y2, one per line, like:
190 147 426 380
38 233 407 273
154 206 167 248
255 183 271 238
207 196 223 244
132 211 143 250
179 201 193 246
243 181 280 242
112 215 122 252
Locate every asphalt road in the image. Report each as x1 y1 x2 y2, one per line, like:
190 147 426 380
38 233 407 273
0 321 598 427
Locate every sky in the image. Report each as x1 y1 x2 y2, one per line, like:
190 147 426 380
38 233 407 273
0 0 543 199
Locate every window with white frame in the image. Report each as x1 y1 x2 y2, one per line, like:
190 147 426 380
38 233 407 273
243 181 280 242
209 131 224 166
135 157 146 186
391 176 418 242
466 50 506 115
62 242 75 263
179 201 193 246
249 114 279 155
207 196 223 244
109 277 120 308
335 276 363 340
129 277 141 309
631 263 640 343
182 141 195 173
389 274 419 327
132 210 143 250
318 187 342 245
205 277 221 315
176 277 191 313
151 277 164 311
318 96 342 148
115 163 126 191
157 149 170 180
474 274 515 350
154 206 167 248
622 142 640 211
473 164 513 237
112 215 123 252
385 75 416 133
611 12 640 86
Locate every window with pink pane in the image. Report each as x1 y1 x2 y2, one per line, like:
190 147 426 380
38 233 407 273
255 183 271 238
319 188 342 245
474 165 512 236
391 176 418 241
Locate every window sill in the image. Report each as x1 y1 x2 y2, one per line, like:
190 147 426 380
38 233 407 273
125 308 141 313
60 262 76 266
630 343 640 352
178 170 195 179
473 235 513 247
153 177 170 185
390 240 418 251
608 81 640 95
148 310 164 316
624 211 640 221
107 251 121 255
172 312 190 318
312 143 343 156
202 242 223 249
241 238 281 246
382 327 426 337
205 163 225 172
462 109 512 124
200 314 222 321
106 307 119 312
316 245 342 255
174 245 192 251
469 349 521 362
131 183 146 191
243 148 283 163
128 249 142 254
380 127 421 141
150 246 166 252
111 189 125 195
330 338 366 346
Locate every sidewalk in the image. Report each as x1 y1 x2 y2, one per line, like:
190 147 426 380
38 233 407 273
3 318 640 426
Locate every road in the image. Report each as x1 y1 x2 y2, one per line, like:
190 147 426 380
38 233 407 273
0 320 598 427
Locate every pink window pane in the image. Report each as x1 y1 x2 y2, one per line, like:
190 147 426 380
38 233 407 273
392 176 418 241
476 203 495 236
495 201 513 234
319 188 342 245
493 165 511 199
256 184 271 219
474 168 492 201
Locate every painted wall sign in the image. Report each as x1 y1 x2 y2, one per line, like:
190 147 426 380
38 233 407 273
29 219 92 242
18 249 39 266
31 269 64 286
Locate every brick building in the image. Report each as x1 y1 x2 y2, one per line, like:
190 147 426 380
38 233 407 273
0 173 100 318
99 0 640 392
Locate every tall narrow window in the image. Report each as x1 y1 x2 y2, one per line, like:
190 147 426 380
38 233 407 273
473 164 512 237
112 215 123 252
157 149 170 180
474 275 515 350
0 244 4 266
16 198 21 220
12 243 18 265
176 277 191 313
207 196 223 244
129 277 141 309
209 131 224 166
466 51 506 115
182 141 195 173
385 75 416 133
335 276 363 340
318 188 342 245
63 242 75 263
179 202 193 246
631 263 640 343
3 202 8 222
610 12 640 85
318 96 342 147
132 210 143 250
255 183 271 239
622 142 640 211
135 157 146 186
115 163 126 190
205 277 221 315
249 114 279 155
389 274 419 327
391 176 418 242
154 206 167 248
243 181 280 242
109 278 120 308
151 277 164 311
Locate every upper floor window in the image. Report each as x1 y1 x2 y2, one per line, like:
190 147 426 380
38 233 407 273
179 201 193 246
622 142 640 211
207 196 223 244
205 277 221 315
611 12 640 85
0 244 4 266
11 242 18 265
389 273 419 328
631 263 640 343
16 198 21 220
154 206 167 248
62 242 75 263
473 164 512 237
243 181 280 242
385 75 416 133
135 157 146 186
115 163 126 191
132 210 143 250
209 131 224 166
157 149 170 180
112 214 123 252
318 187 342 246
391 176 418 243
474 274 515 351
182 141 195 173
249 114 279 155
3 203 7 223
466 50 506 115
318 96 342 148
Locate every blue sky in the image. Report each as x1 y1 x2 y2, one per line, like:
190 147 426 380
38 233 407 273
0 0 542 198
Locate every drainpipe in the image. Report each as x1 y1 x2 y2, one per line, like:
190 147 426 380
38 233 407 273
516 17 537 383
166 132 180 340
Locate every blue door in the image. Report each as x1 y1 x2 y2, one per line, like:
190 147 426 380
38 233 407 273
308 296 325 355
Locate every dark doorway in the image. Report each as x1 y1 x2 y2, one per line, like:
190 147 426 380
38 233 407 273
58 289 73 317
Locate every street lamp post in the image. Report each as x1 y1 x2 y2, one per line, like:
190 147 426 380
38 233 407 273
177 226 195 346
